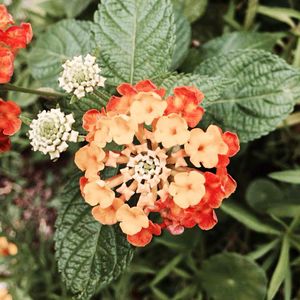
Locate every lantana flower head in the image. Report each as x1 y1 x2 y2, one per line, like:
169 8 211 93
75 79 239 247
0 98 21 153
28 108 79 160
0 236 17 256
0 4 32 83
58 54 106 99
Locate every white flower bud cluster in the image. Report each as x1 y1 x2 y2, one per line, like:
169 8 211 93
58 54 106 99
28 108 79 160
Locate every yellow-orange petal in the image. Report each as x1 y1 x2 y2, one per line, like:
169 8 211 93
130 92 167 125
185 125 228 168
110 114 137 145
92 198 124 225
169 171 205 209
116 204 149 235
83 180 115 207
154 113 190 148
74 143 105 180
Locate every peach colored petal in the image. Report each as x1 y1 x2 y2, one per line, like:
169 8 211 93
154 113 190 148
92 198 124 225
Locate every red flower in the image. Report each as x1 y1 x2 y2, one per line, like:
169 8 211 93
0 46 14 83
165 86 205 128
0 99 21 153
0 99 21 135
0 23 32 52
0 5 32 83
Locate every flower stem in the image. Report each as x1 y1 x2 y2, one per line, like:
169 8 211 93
0 84 66 99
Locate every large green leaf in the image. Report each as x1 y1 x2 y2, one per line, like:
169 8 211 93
181 32 283 73
55 174 133 300
245 179 284 212
171 9 191 70
246 178 300 217
93 0 175 85
195 50 300 142
59 90 110 131
28 20 96 89
172 0 207 22
200 253 268 300
197 32 283 63
63 0 94 18
158 73 233 102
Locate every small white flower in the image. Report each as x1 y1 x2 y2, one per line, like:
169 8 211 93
58 54 106 99
28 108 79 160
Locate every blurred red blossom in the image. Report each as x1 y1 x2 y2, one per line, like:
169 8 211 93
0 4 32 83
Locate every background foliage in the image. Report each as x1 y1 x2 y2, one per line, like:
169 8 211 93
1 0 300 299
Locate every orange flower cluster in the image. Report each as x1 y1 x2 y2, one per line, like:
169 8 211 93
0 98 21 153
0 5 32 83
75 80 239 247
0 236 17 256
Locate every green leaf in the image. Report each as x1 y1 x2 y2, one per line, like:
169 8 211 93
221 202 281 235
8 70 39 108
267 235 290 300
171 0 208 22
195 50 299 142
63 0 94 18
200 253 268 300
182 32 283 73
257 5 300 27
59 91 110 131
246 178 300 217
28 20 96 89
246 179 284 212
55 174 133 300
93 0 175 85
269 170 300 184
197 32 284 62
284 265 292 300
171 9 191 70
247 239 279 260
159 73 234 102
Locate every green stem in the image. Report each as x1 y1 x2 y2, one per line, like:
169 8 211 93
293 36 300 67
244 0 258 30
0 83 66 99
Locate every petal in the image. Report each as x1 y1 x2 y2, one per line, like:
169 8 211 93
127 221 161 247
174 86 204 105
82 109 101 131
2 118 21 136
0 47 14 83
135 79 165 97
135 80 157 92
223 131 240 157
117 83 136 95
